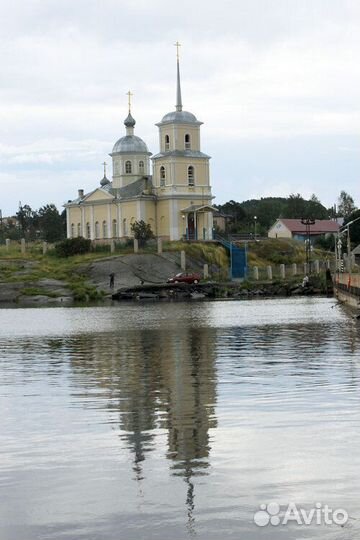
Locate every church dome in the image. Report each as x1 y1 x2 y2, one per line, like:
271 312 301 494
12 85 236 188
100 175 110 187
112 135 149 154
112 110 151 155
161 110 199 124
124 112 136 128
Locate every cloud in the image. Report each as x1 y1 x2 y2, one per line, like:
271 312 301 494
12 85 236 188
0 0 359 215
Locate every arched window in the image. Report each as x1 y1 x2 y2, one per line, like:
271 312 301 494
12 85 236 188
185 133 191 150
112 219 117 237
71 223 75 238
95 221 100 239
165 134 170 151
77 223 81 237
188 166 195 186
123 218 127 236
160 166 166 187
102 220 107 238
125 160 132 174
139 160 144 174
86 222 91 239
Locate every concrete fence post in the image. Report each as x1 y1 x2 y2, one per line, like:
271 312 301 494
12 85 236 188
292 263 297 276
42 241 48 255
110 240 115 254
267 265 273 281
180 250 186 271
21 238 26 255
280 264 285 279
314 259 320 274
203 263 209 279
157 237 162 254
303 262 308 275
134 238 139 254
5 239 10 251
253 266 259 280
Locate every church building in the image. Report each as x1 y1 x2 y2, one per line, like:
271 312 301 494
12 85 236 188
65 48 215 242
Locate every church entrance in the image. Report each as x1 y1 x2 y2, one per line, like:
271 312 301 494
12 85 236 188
187 213 196 240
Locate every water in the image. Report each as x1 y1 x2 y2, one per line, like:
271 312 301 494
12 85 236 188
1 297 360 539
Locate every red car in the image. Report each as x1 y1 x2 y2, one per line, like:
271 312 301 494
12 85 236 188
167 272 201 284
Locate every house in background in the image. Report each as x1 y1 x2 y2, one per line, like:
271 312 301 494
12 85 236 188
352 244 360 266
268 218 339 242
212 212 232 233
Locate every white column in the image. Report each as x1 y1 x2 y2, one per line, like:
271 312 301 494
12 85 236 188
207 211 213 240
66 207 71 238
90 205 95 240
137 200 146 222
117 203 122 237
169 199 179 240
81 206 85 238
107 205 112 238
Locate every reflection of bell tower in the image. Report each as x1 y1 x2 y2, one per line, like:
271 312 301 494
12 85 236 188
158 327 217 531
66 320 218 533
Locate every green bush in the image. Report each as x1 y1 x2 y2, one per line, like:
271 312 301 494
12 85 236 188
55 237 91 257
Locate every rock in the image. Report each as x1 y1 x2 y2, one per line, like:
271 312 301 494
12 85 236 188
17 295 51 306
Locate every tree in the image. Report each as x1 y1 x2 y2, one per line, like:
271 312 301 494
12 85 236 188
338 191 357 218
38 204 65 242
285 194 307 218
344 209 360 246
130 220 154 246
16 204 39 239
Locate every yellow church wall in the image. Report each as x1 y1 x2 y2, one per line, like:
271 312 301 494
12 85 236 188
156 200 170 238
68 207 81 226
153 158 209 188
159 125 200 152
85 190 113 202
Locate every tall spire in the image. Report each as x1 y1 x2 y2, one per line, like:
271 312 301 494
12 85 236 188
127 90 133 113
174 41 182 112
100 161 110 186
124 90 136 135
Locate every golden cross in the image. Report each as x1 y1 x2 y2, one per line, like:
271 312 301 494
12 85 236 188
174 41 181 60
126 90 133 112
102 161 107 176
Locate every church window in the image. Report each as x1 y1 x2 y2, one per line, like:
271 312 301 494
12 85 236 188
160 166 166 187
125 160 132 174
77 223 81 237
188 166 195 186
112 219 117 237
185 134 191 150
165 135 170 151
86 222 91 239
102 220 107 238
95 221 100 238
71 223 75 238
139 160 144 174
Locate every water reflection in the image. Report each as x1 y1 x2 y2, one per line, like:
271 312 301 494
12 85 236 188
65 326 217 529
1 299 360 540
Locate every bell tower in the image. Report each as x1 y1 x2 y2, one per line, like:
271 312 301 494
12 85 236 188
152 45 214 240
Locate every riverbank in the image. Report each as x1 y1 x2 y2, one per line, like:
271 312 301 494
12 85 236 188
112 274 332 302
0 239 334 307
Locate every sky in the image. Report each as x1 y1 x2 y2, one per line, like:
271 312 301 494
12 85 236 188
0 0 359 216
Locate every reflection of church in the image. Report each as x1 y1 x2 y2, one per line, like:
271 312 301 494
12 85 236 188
65 45 216 241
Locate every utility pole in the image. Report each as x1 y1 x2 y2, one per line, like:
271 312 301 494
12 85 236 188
301 218 315 274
